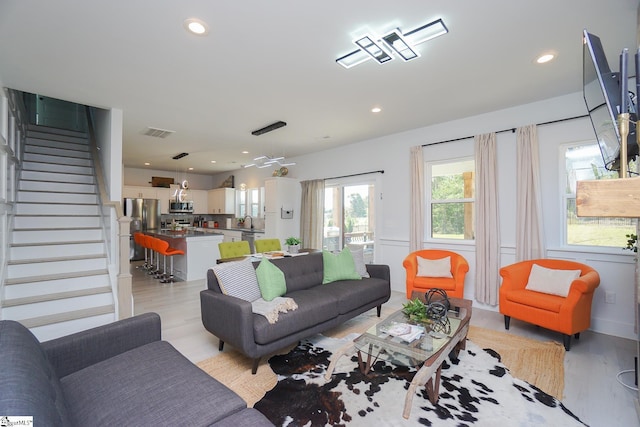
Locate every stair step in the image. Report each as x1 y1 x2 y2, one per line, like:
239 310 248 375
15 305 115 330
5 269 109 286
28 124 88 139
16 202 100 215
28 311 115 342
25 144 91 159
4 271 110 299
13 215 101 229
18 190 97 204
21 160 93 175
20 170 95 184
7 256 107 279
11 228 103 244
9 241 104 260
23 152 92 167
8 253 106 266
10 239 104 247
3 286 112 308
26 134 89 147
26 137 90 152
19 180 97 193
3 292 113 319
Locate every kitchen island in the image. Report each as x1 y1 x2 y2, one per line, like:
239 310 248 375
145 229 224 281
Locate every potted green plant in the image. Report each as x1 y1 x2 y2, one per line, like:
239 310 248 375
285 237 301 254
624 233 638 253
402 298 430 324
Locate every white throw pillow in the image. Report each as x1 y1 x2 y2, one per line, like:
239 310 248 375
212 260 262 302
350 248 370 278
525 264 581 297
416 256 452 278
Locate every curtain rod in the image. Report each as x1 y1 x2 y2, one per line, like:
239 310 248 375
324 170 384 181
421 114 589 147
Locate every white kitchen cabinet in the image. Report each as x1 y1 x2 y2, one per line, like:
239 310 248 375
220 229 243 242
122 185 157 199
263 177 301 245
190 190 209 214
155 187 177 214
207 188 235 214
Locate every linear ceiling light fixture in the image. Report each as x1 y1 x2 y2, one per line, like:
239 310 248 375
355 35 393 64
336 18 448 69
382 30 418 61
244 155 296 169
251 120 287 136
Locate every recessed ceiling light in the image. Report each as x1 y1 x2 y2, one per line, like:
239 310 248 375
210 160 216 164
184 18 209 36
536 53 555 64
242 150 249 154
188 167 194 170
371 107 382 113
144 162 150 166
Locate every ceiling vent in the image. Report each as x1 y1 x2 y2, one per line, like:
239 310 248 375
172 152 189 160
143 127 175 138
251 121 287 136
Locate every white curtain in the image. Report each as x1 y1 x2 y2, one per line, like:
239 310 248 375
410 146 424 252
475 133 500 305
516 125 545 261
300 179 324 250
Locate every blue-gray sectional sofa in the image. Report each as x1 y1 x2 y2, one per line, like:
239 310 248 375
201 252 391 373
0 312 273 426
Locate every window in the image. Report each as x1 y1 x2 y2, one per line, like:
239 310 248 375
563 143 636 247
427 159 475 240
323 176 378 262
236 187 264 218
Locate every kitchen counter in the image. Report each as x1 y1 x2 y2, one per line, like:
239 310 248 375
151 229 224 238
205 227 265 234
143 230 223 281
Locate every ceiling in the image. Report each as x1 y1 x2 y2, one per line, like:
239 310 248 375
0 1 638 174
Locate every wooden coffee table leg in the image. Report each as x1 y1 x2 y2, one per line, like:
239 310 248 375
403 362 436 419
425 365 442 404
324 342 355 380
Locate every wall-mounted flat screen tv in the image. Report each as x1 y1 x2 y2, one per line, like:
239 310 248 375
583 29 637 171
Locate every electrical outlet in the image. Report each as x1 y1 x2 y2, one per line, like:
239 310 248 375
605 291 616 304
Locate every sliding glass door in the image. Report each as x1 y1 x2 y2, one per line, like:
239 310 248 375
323 176 378 263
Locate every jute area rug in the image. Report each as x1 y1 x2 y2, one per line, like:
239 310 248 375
196 320 565 407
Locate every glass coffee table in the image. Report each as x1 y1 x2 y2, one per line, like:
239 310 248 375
325 295 472 419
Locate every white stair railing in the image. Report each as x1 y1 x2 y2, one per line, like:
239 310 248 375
85 106 132 319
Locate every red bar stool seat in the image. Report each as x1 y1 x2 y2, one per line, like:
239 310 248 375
158 244 185 283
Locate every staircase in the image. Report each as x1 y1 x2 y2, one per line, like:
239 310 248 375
3 125 116 341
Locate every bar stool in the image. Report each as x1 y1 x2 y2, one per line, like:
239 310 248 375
133 232 148 269
150 237 166 279
157 242 185 283
140 234 153 275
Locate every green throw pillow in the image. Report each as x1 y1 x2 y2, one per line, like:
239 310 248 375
322 247 362 284
256 258 286 301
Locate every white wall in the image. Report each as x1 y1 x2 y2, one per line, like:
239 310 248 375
93 107 123 202
124 166 216 190
217 91 637 340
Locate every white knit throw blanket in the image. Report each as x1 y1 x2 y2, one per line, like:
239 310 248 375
251 297 298 324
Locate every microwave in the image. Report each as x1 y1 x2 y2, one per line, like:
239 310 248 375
169 200 193 213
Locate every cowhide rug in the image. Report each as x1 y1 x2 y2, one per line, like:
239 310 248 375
254 335 587 427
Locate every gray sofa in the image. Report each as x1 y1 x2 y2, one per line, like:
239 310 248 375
201 252 391 373
0 313 273 427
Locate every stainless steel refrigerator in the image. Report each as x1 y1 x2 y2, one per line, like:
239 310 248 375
124 198 160 261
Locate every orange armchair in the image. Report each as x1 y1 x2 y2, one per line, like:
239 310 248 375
403 250 469 299
499 259 600 351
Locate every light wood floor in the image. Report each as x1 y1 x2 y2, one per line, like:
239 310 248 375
131 262 639 427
